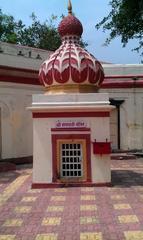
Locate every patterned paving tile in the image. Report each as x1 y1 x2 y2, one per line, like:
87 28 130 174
114 204 131 210
80 232 102 240
124 231 143 240
121 164 130 167
47 206 64 212
14 206 32 213
3 218 23 227
5 173 15 177
107 187 120 191
80 216 99 224
111 194 126 200
21 196 37 202
1 158 143 240
118 215 139 223
42 217 61 226
81 188 94 192
54 189 67 192
139 194 143 199
0 175 29 207
0 236 16 240
81 195 96 201
80 205 97 211
35 234 58 240
50 196 65 201
136 187 143 191
27 189 41 193
0 178 10 182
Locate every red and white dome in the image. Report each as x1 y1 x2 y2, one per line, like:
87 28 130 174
39 0 104 93
58 15 83 37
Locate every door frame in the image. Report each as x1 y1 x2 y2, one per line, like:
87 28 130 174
58 139 86 182
51 134 91 183
110 99 124 150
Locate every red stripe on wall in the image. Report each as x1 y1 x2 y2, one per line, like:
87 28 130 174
105 75 143 79
101 81 143 88
51 128 91 132
0 64 143 88
32 182 112 188
1 75 143 88
0 65 142 79
0 75 41 85
0 65 38 74
32 112 110 118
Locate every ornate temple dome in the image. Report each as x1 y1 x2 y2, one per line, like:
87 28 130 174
58 15 83 37
39 0 104 93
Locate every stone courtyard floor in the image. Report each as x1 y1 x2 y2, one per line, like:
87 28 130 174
0 158 143 240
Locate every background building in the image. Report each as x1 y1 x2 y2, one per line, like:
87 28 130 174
0 41 143 162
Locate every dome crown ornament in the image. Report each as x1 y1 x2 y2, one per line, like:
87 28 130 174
68 0 72 15
58 0 83 38
39 1 105 94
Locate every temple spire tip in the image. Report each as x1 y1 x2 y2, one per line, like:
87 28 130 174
68 0 72 15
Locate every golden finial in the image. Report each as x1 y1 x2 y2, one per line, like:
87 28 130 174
68 0 72 15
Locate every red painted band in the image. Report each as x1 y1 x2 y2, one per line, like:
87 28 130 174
0 64 143 88
1 76 143 88
101 81 143 88
32 112 110 118
105 75 143 79
51 128 91 132
32 182 112 188
0 75 40 85
1 66 143 80
0 65 39 74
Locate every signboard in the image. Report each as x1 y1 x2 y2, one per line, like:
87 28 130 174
55 120 87 128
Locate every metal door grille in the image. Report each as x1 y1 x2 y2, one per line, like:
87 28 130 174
61 143 83 178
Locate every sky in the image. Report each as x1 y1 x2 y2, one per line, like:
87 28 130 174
0 0 142 64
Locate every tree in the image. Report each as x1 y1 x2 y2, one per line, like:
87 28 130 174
0 9 24 44
95 0 143 58
0 9 87 51
17 13 62 51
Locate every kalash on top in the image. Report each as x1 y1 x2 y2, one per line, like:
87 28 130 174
39 0 105 94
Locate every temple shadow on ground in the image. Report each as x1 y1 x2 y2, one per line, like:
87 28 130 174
111 170 143 187
0 171 21 184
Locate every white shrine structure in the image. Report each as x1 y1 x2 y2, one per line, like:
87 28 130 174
29 0 114 187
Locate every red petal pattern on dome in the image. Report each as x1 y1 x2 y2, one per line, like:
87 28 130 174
61 68 70 83
54 69 61 83
39 40 104 88
46 70 53 85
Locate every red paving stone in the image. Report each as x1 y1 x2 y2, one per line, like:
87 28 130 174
0 159 143 239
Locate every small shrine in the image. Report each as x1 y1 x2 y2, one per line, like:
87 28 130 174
29 0 114 187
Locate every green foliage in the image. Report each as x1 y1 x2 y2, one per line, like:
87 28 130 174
0 9 87 51
17 13 62 51
95 0 143 57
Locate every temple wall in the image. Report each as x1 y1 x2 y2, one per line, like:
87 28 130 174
0 82 43 160
100 88 143 151
103 64 143 76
